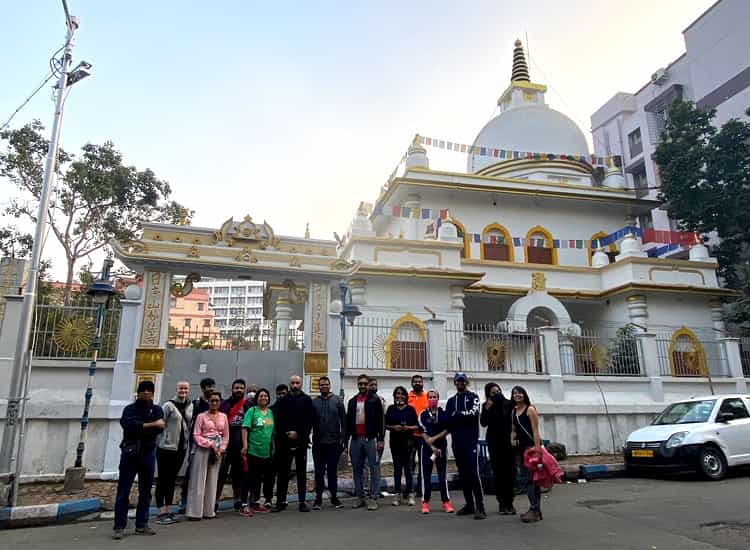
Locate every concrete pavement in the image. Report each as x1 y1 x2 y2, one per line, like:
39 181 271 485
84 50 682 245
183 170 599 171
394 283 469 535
5 476 750 550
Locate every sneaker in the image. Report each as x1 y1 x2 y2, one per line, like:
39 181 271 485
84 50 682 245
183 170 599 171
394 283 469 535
392 495 401 506
271 503 287 513
520 510 542 523
240 505 254 517
442 501 455 513
421 502 430 514
135 526 157 536
156 513 176 525
367 499 379 511
263 502 273 511
112 529 124 540
473 508 487 520
177 506 186 515
500 505 517 515
299 502 310 512
456 505 475 516
312 499 322 511
330 497 344 509
233 500 242 511
407 494 416 506
352 498 366 509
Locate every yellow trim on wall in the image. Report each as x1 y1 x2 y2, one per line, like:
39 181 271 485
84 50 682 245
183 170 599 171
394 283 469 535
524 225 558 265
668 326 708 377
480 223 514 262
384 313 427 369
450 218 471 259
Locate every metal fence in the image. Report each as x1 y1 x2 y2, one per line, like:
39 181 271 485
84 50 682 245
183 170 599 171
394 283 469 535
348 317 428 370
445 322 543 374
741 337 750 378
168 321 303 351
655 328 729 377
560 327 642 376
31 296 121 360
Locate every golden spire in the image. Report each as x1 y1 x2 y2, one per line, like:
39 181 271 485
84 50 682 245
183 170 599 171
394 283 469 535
304 222 310 239
511 38 530 82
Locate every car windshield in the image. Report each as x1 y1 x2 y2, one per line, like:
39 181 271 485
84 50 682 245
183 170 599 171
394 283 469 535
652 400 716 425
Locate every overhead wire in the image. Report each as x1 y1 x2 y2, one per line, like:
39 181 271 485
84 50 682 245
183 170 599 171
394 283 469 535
0 72 55 131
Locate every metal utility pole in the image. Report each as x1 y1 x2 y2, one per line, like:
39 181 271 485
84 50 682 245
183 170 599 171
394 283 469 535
0 11 79 507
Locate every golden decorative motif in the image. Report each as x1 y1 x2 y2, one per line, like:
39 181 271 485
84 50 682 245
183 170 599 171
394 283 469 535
262 286 272 320
385 313 427 369
289 256 302 268
154 233 162 241
357 202 373 217
668 326 708 377
213 215 280 249
170 272 201 298
193 238 202 245
234 246 257 263
531 272 547 291
282 279 307 304
174 236 182 243
135 348 165 373
187 246 200 258
304 352 328 375
373 334 390 364
124 239 148 254
590 344 610 371
305 223 310 239
305 248 313 255
484 339 505 370
53 317 94 353
178 208 190 226
330 258 355 271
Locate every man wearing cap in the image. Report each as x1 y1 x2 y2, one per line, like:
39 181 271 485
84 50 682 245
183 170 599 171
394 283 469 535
113 380 165 539
445 372 485 520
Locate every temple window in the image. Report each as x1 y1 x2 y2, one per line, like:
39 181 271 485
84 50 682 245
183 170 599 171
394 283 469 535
589 231 619 265
481 223 513 262
525 225 557 265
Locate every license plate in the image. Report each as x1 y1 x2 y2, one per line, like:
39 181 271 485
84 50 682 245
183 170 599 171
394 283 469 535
631 449 654 458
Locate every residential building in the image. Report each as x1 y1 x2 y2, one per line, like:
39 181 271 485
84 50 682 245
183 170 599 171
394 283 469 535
193 278 265 330
590 0 750 239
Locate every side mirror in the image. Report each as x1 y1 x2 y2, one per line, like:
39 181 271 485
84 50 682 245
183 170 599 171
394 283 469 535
716 412 735 423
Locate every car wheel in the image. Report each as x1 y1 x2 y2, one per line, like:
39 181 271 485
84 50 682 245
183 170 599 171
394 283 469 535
699 446 727 481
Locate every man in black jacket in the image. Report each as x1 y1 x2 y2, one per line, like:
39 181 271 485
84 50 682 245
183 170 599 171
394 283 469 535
112 380 165 539
345 374 385 511
272 375 314 512
311 376 346 510
480 382 516 515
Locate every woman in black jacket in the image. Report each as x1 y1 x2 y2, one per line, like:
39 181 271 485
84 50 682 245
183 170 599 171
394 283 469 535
480 382 516 515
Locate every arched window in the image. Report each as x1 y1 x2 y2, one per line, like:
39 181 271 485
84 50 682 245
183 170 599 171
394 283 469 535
451 218 470 259
524 225 557 265
589 231 618 265
385 313 428 371
481 223 514 262
668 327 707 377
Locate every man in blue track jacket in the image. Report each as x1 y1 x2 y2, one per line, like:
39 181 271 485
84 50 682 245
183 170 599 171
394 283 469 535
445 372 486 520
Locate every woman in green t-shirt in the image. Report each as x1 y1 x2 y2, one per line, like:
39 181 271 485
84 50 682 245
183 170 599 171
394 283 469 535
240 388 275 516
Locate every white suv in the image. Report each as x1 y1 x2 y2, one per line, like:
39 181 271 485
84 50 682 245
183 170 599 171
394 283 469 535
624 395 750 480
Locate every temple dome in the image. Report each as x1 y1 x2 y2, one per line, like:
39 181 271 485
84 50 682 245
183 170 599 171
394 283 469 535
467 38 590 173
467 105 590 173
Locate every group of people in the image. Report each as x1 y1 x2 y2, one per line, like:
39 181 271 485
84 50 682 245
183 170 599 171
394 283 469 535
112 372 544 539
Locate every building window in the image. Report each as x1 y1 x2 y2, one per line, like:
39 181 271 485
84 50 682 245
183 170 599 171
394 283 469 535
481 223 513 262
524 225 556 265
184 319 192 327
231 287 244 296
638 212 654 231
197 303 205 311
214 308 228 317
214 286 229 296
590 231 618 265
450 218 470 259
231 297 244 305
215 319 226 328
169 297 177 308
632 165 648 192
213 297 228 306
628 128 643 158
203 319 210 328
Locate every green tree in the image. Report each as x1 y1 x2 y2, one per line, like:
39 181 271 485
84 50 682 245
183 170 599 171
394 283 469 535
0 120 193 302
654 102 750 334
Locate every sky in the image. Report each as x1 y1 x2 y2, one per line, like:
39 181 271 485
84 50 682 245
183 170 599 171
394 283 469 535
1 0 715 280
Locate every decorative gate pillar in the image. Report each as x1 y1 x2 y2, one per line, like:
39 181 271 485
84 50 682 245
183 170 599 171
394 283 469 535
274 298 293 350
134 270 172 400
627 295 648 332
719 337 748 393
636 333 663 402
538 327 564 401
425 319 448 402
304 282 330 393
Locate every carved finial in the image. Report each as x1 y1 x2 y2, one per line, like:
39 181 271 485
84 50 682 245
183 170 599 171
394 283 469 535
305 222 310 239
511 38 530 82
531 272 546 291
178 208 189 226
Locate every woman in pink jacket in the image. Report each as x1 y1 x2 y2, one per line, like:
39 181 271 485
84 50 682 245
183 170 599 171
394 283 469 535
186 391 229 520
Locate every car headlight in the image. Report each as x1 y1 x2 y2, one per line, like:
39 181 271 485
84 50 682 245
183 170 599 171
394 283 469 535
666 431 689 448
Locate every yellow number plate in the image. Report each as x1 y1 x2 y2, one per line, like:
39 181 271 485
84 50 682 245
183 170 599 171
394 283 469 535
631 449 654 458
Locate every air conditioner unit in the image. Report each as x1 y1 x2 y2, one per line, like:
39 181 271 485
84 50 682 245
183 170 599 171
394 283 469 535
651 68 668 85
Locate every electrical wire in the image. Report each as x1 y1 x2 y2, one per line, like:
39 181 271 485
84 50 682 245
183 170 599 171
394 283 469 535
0 72 55 131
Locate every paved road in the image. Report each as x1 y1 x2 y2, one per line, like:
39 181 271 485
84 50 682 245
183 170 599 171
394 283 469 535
6 475 750 550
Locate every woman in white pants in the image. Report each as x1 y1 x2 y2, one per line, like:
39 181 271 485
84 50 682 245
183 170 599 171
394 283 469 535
186 391 229 520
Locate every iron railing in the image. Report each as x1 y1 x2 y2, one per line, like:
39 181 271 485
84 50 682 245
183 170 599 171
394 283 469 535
31 296 121 360
347 317 428 371
655 327 729 377
740 337 750 378
445 322 543 374
168 321 303 351
560 327 642 376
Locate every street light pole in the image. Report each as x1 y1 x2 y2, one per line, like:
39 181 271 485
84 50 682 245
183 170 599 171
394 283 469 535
0 14 79 506
338 283 361 400
64 259 116 492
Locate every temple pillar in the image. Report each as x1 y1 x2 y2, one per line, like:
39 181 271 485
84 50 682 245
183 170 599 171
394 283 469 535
538 327 564 401
274 298 293 350
426 319 448 401
719 337 747 393
636 333 663 402
133 270 172 401
627 295 648 332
